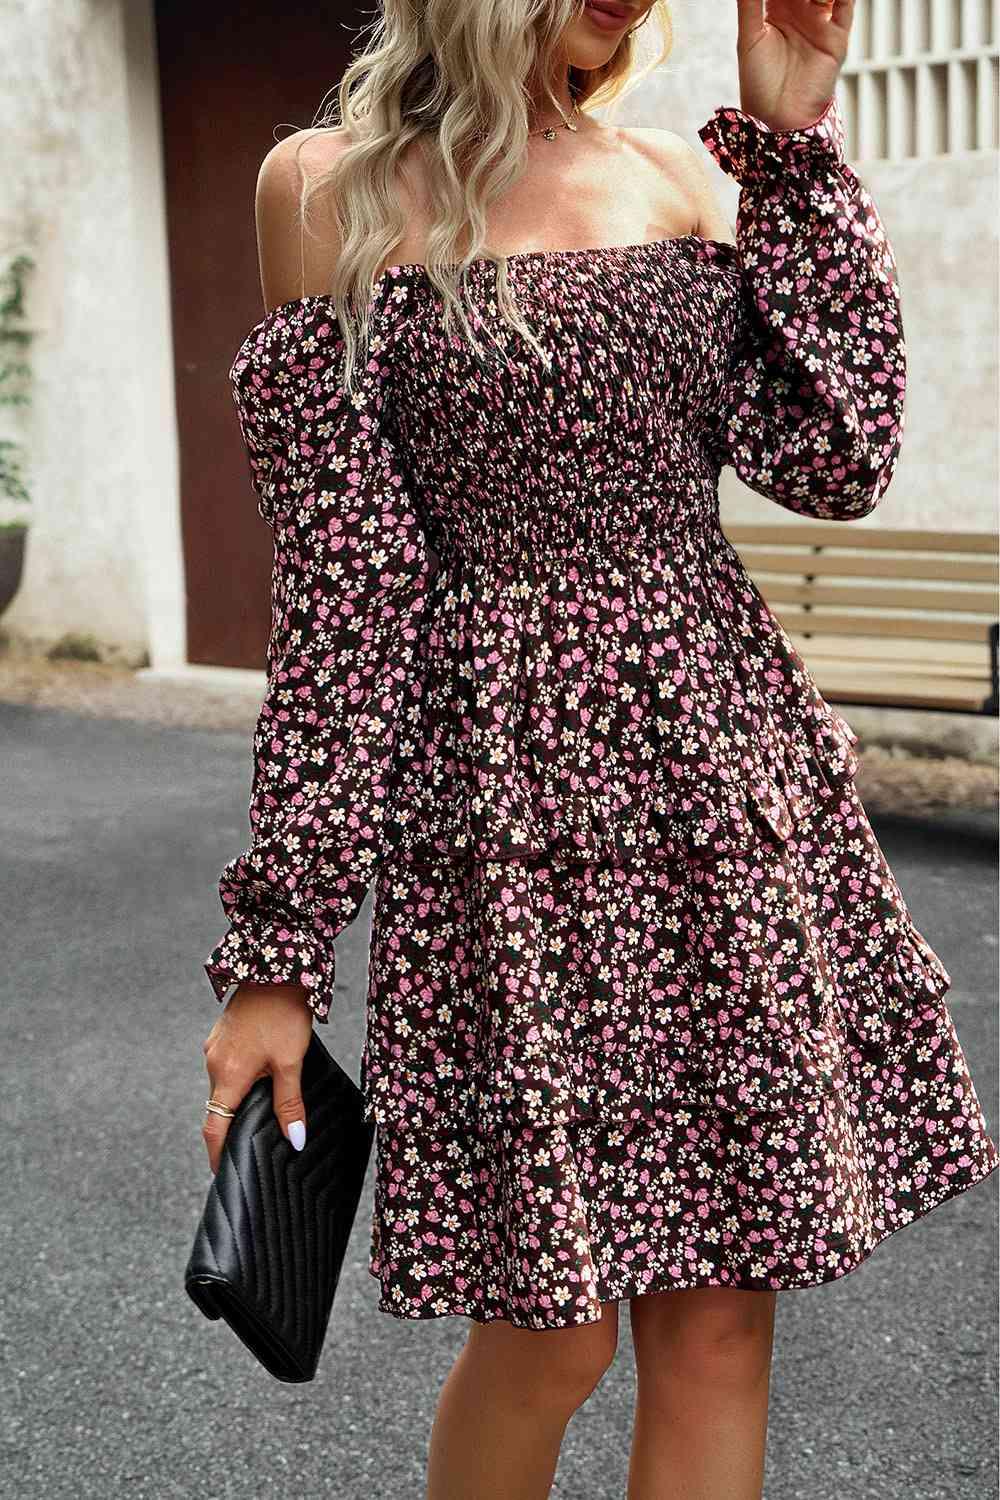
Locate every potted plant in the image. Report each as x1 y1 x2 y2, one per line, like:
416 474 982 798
0 252 34 616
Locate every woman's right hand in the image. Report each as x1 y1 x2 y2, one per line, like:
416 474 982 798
201 982 314 1173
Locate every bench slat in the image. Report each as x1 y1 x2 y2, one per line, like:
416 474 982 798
815 673 991 712
785 633 989 669
725 523 999 553
737 549 999 583
760 579 998 613
775 609 993 643
805 656 988 682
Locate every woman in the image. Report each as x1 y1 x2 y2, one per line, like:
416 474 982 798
199 2 999 1496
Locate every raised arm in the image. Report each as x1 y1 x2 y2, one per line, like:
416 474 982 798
686 0 906 519
697 91 906 520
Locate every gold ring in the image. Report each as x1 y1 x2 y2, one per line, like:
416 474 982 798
204 1098 236 1119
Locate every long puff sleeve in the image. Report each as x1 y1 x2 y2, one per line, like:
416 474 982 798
697 94 906 518
203 295 434 1021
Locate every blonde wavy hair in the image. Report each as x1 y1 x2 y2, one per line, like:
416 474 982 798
296 0 674 392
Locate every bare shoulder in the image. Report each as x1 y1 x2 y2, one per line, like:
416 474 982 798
617 122 694 168
254 127 352 311
615 124 733 244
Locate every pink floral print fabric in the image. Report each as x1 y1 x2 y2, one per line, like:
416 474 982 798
205 96 998 1327
366 798 995 1324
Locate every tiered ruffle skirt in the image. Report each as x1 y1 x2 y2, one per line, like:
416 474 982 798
354 536 998 1327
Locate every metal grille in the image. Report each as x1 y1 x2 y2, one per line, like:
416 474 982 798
839 0 999 158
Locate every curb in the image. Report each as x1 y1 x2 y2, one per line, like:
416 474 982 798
869 804 999 848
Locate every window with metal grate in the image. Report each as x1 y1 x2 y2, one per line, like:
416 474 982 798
838 0 998 159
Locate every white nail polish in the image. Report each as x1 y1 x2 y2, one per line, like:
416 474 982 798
288 1120 306 1152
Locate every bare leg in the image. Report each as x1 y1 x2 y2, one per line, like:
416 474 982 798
425 1301 620 1500
627 1287 777 1500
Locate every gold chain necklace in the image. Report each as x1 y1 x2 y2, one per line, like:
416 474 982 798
527 98 582 141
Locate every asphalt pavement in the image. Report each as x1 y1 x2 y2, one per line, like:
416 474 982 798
1 701 997 1499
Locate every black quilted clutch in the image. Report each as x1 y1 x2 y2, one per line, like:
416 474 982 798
184 1030 375 1382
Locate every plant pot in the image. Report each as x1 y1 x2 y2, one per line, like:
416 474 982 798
0 523 27 615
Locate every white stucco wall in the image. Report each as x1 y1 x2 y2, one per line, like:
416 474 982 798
615 0 999 532
0 0 183 664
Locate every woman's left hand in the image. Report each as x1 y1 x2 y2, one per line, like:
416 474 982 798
734 0 854 131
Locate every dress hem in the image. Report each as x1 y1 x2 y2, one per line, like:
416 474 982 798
365 1149 999 1330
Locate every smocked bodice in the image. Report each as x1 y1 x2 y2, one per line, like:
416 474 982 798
204 94 908 1023
383 236 741 568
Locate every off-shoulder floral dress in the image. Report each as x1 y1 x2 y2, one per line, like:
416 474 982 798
205 96 999 1329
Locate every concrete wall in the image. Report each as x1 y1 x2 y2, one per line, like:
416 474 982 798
614 0 999 533
0 0 183 664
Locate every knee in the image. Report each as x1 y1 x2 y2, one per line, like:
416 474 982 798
467 1306 618 1417
676 1302 774 1389
633 1289 775 1395
544 1324 618 1412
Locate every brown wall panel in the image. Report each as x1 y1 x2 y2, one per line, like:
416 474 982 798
156 2 365 667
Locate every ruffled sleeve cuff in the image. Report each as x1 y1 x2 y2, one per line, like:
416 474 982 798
204 907 338 1022
697 94 845 186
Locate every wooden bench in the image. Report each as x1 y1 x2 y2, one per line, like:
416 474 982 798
725 522 1000 716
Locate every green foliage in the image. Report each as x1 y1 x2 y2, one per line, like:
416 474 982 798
0 440 28 504
46 631 103 662
0 253 35 504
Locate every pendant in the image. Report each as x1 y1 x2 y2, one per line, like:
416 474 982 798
542 126 558 140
